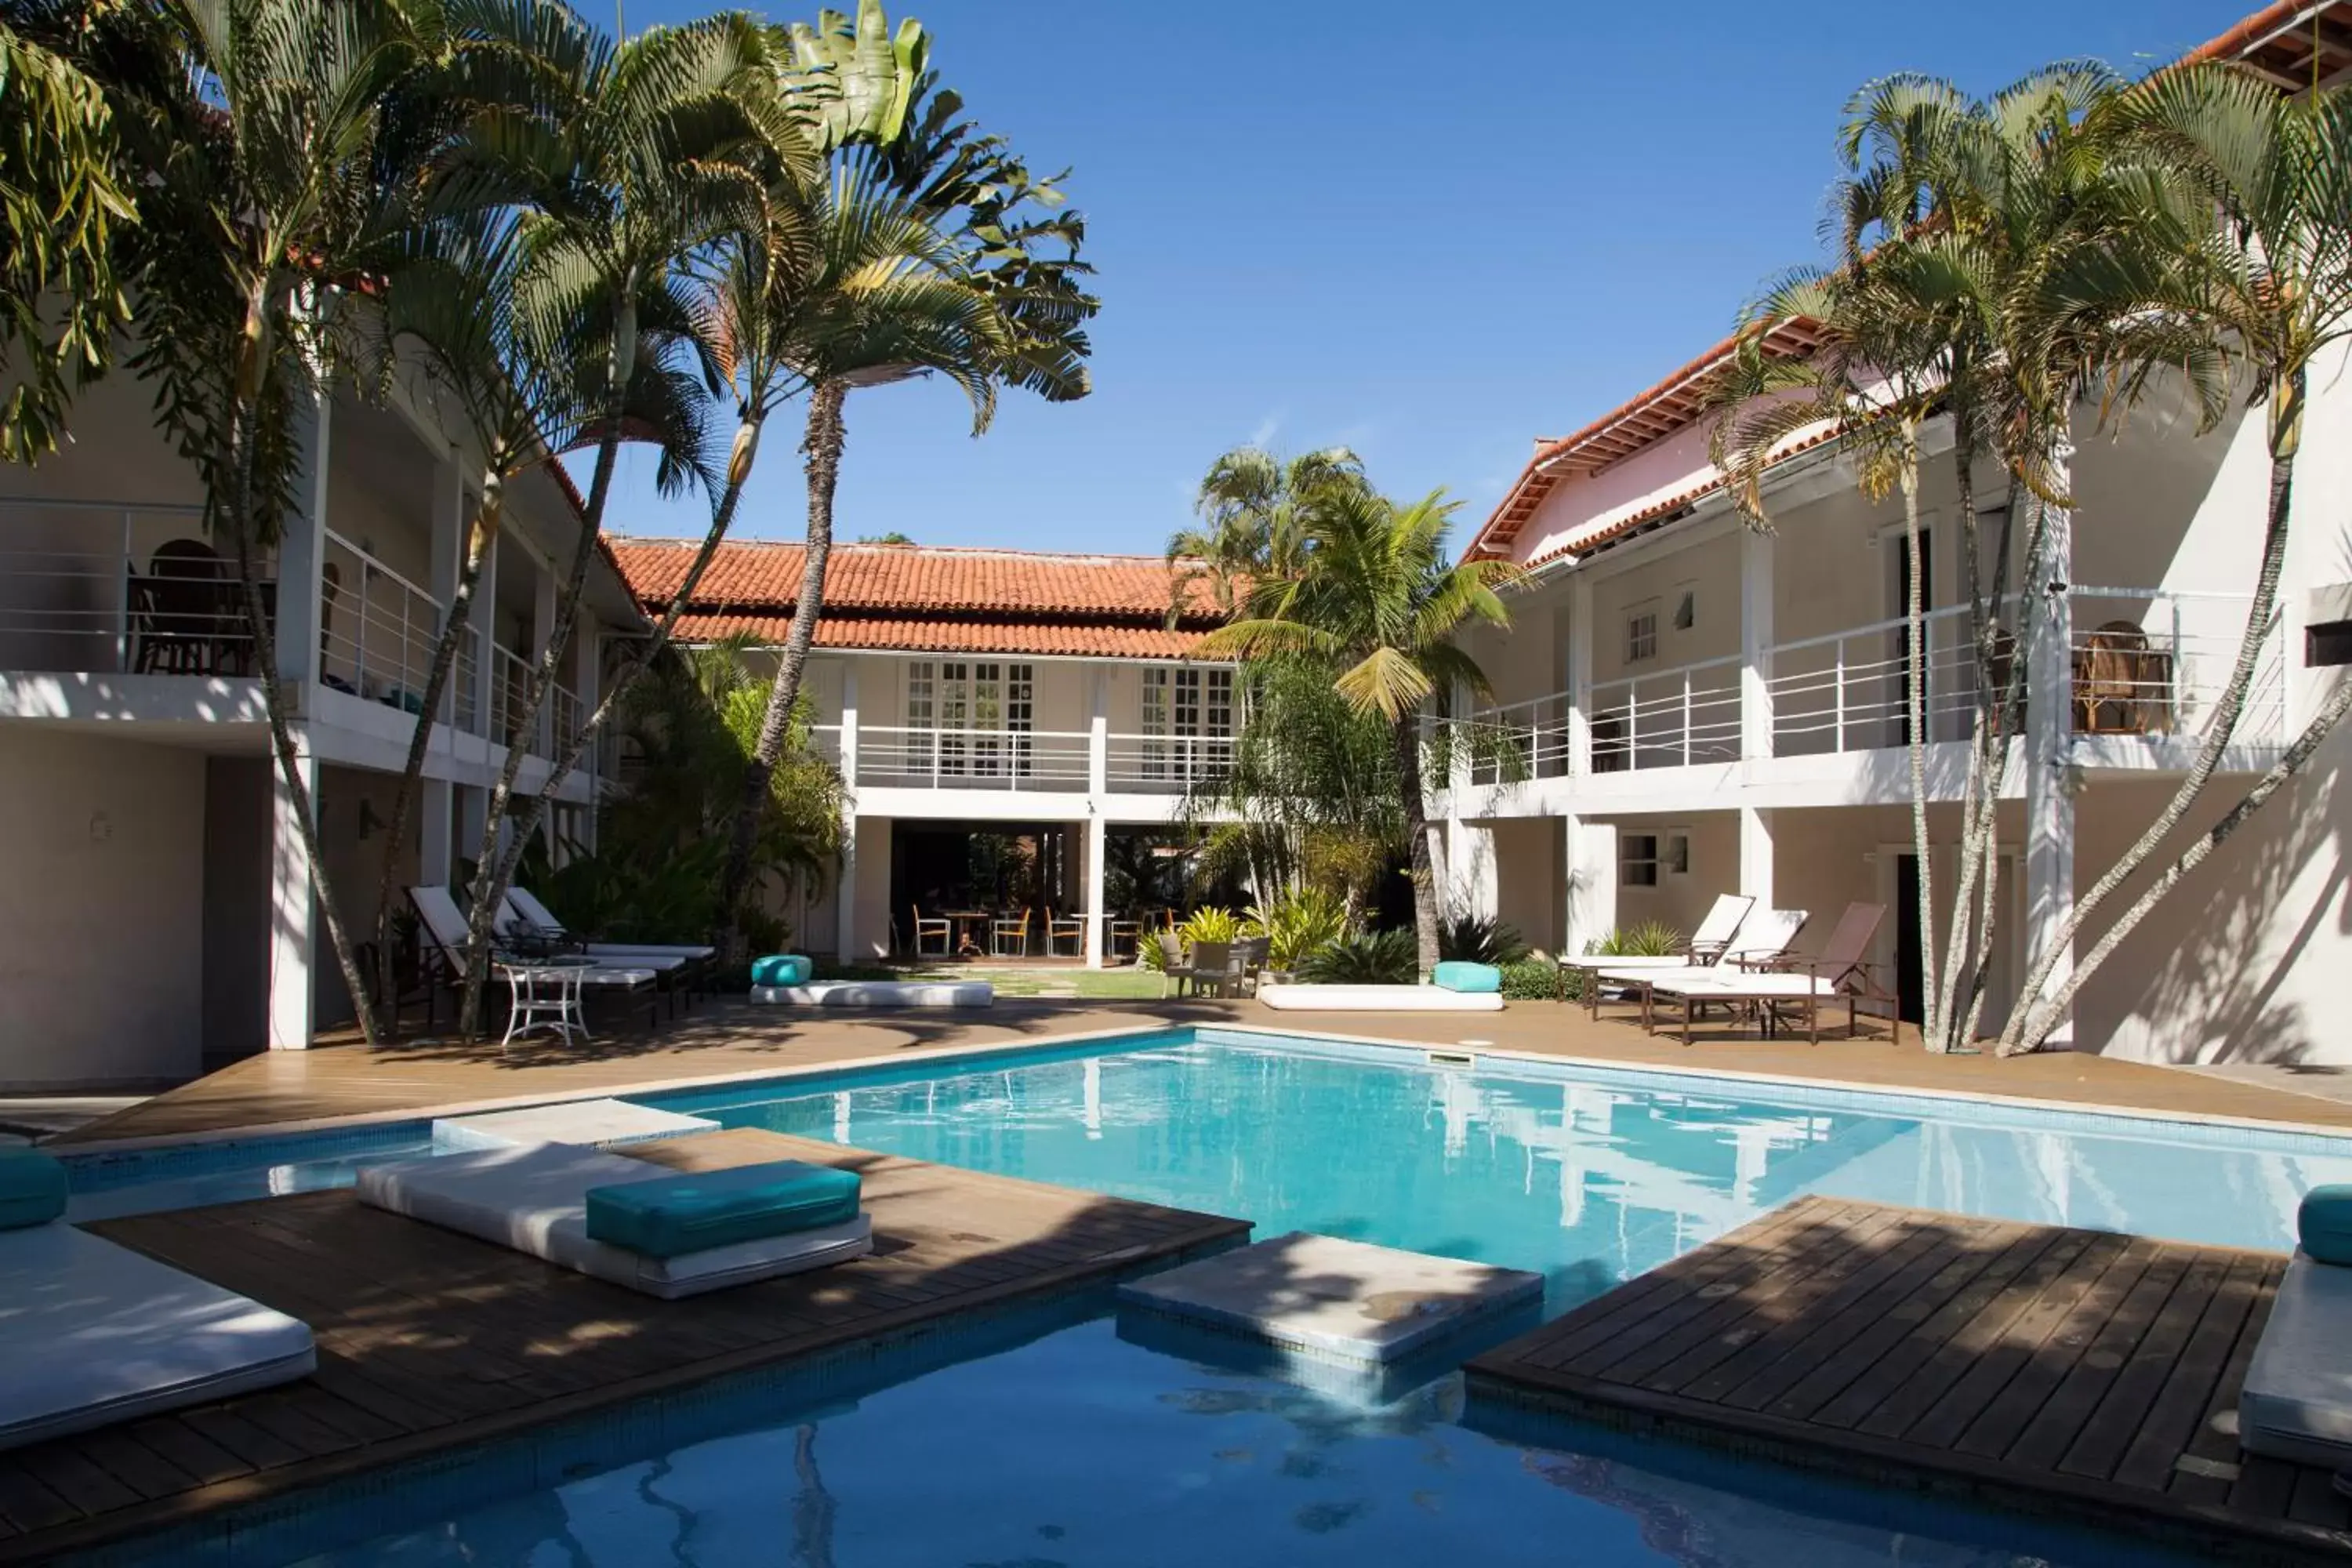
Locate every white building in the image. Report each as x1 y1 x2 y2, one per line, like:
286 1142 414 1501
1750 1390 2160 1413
0 368 641 1089
606 538 1238 967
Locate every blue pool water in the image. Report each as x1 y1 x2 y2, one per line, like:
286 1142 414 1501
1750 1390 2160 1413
67 1026 2352 1567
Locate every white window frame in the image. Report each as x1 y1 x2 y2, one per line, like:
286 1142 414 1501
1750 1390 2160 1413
1620 826 1690 888
1625 600 1660 665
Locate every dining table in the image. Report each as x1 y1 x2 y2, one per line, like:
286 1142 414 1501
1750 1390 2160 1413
938 910 994 956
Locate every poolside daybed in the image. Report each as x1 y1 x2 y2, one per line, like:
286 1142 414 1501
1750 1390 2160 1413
750 979 994 1007
0 1148 314 1450
2241 1187 2352 1467
357 1142 873 1298
1258 983 1503 1012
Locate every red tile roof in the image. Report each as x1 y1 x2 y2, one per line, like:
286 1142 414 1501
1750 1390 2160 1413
611 539 1227 659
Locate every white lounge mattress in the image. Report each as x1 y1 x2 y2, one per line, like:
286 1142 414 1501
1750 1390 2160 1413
0 1222 315 1451
1258 983 1503 1012
356 1142 872 1300
2241 1250 2352 1467
752 981 994 1007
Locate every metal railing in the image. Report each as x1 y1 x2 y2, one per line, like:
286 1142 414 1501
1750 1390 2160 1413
452 628 481 734
857 725 1091 789
1766 602 1989 757
1590 653 1743 772
0 498 273 675
2068 587 2283 746
1105 732 1234 793
1462 692 1571 786
319 529 446 715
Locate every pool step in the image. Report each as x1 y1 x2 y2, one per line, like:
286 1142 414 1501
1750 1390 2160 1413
431 1098 717 1152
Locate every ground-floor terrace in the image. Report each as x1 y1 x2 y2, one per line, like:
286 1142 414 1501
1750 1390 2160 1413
18 996 2352 1566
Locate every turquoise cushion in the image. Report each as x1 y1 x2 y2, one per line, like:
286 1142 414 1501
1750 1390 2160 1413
0 1145 67 1230
1433 961 1502 994
585 1160 861 1259
2300 1185 2352 1265
750 954 813 988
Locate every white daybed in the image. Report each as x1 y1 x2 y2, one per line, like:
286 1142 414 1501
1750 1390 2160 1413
751 980 994 1008
1257 983 1503 1012
2239 1251 2352 1467
0 1222 316 1450
357 1142 873 1300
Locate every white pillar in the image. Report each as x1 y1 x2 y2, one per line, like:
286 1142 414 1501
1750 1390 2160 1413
835 812 859 961
1083 812 1107 969
2023 452 2077 1047
1739 806 1775 909
430 455 464 724
1741 525 1775 761
470 539 499 739
1567 573 1595 775
274 392 332 688
531 557 557 755
1087 668 1108 797
1564 814 1617 957
837 659 860 797
419 782 453 891
267 731 321 1050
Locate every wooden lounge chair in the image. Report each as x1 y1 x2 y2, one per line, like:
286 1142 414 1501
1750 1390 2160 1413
1566 892 1754 1006
1588 908 1809 1022
1643 902 1891 1044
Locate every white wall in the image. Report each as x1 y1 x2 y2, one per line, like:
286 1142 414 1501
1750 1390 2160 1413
0 731 207 1087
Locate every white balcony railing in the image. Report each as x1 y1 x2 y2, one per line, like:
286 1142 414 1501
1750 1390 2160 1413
857 726 1092 789
1106 732 1233 793
0 498 275 676
1466 692 1570 786
320 529 446 715
1590 654 1743 773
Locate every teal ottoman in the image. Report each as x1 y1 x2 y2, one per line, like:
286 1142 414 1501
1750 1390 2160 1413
0 1145 67 1230
586 1160 862 1259
750 954 813 988
1433 960 1501 994
2300 1185 2352 1265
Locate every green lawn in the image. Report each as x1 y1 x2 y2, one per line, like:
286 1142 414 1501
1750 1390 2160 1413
887 964 1165 1000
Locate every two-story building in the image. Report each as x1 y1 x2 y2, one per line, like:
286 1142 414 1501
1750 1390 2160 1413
607 538 1238 966
0 367 642 1089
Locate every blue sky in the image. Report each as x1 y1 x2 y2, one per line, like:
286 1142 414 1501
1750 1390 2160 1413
601 0 2246 557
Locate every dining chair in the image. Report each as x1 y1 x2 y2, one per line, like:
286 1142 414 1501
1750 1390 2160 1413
1109 916 1141 963
991 907 1032 959
1046 909 1084 958
910 904 951 958
1154 932 1191 998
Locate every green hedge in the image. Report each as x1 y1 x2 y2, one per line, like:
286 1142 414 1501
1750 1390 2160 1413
1501 959 1569 1000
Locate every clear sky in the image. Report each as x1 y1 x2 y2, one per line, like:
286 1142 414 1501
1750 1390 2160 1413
598 0 2250 557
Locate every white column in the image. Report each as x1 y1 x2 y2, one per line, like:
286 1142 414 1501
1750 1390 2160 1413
571 620 599 772
1741 525 1775 762
2023 458 2077 1047
267 731 321 1050
1083 812 1107 969
1086 668 1108 797
1564 815 1617 957
1739 806 1775 909
419 782 453 891
835 811 859 960
1567 573 1595 775
531 557 557 754
837 659 860 797
274 392 332 688
470 539 499 739
430 456 464 724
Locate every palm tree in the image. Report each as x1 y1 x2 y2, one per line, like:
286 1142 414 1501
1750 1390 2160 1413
1199 489 1519 978
716 9 1097 952
450 5 801 1032
0 3 136 462
1997 66 2352 1054
1167 445 1369 619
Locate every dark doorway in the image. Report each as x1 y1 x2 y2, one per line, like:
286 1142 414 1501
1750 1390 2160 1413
1893 526 1933 746
889 822 1073 957
1894 852 1926 1025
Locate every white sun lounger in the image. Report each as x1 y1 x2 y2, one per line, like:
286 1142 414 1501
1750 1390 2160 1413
504 887 717 964
0 1222 315 1450
2241 1251 2352 1468
1590 909 1810 999
357 1142 873 1300
409 886 662 1033
1257 983 1503 1012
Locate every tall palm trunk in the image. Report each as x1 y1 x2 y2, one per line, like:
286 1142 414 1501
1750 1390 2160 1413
1998 373 2307 1054
1392 711 1440 979
721 379 846 956
1896 448 1942 1051
473 415 771 949
368 470 499 1021
226 387 379 1047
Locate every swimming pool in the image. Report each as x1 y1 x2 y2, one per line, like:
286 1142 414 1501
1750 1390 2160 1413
63 1025 2352 1566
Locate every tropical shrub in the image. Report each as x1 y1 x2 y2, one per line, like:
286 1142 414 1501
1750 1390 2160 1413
1299 927 1416 984
1441 913 1530 966
1246 887 1353 972
1501 958 1562 1001
1178 906 1243 946
1586 922 1685 958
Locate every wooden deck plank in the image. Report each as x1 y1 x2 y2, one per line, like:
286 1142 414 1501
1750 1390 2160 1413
0 1127 1247 1566
1467 1200 2351 1563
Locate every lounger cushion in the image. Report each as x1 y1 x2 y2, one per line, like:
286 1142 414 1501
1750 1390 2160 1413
750 954 814 988
357 1143 873 1300
2241 1251 2352 1465
586 1160 859 1258
2299 1186 2352 1266
1257 983 1504 1012
0 1222 315 1450
0 1146 67 1231
1432 961 1501 994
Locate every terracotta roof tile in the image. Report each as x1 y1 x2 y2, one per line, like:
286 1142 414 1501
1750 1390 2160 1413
615 539 1227 659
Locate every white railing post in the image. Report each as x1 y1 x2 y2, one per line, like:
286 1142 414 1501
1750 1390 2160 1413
115 510 132 673
1568 572 1594 775
1740 524 1774 760
1834 637 1847 752
838 664 859 796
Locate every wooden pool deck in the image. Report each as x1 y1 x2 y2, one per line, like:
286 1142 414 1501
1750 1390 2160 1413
0 1128 1249 1564
53 996 2352 1149
1466 1195 2347 1563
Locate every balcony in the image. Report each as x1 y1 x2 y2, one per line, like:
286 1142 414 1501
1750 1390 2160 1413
1457 586 2284 786
0 498 272 677
803 724 1234 797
